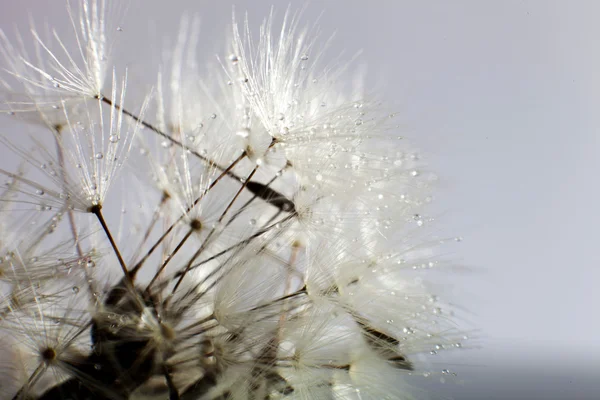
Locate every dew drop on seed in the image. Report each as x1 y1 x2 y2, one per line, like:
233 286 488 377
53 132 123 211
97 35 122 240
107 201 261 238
95 152 103 160
413 214 423 226
210 113 217 119
109 135 119 143
236 128 250 138
229 54 239 64
72 286 79 293
94 364 101 370
277 113 285 121
315 173 323 181
117 26 123 31
86 260 95 268
249 219 256 226
410 170 419 177
36 189 45 195
300 54 309 61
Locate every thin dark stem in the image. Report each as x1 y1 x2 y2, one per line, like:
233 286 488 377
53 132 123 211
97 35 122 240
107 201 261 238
168 211 291 319
129 193 170 275
145 228 194 293
247 286 307 313
11 363 45 400
131 152 246 275
101 96 227 173
162 363 180 400
170 166 259 295
99 96 295 213
89 205 132 282
174 210 293 279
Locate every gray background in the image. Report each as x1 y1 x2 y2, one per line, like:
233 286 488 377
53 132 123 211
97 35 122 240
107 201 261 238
1 1 599 399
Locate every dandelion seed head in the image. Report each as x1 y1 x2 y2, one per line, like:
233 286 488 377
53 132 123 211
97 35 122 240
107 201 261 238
0 4 466 400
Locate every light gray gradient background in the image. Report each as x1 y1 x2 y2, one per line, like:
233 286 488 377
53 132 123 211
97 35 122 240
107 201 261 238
1 1 599 399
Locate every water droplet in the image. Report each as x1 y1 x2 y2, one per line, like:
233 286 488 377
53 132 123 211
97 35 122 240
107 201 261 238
300 54 309 61
116 26 123 32
277 113 285 121
72 286 79 293
161 140 172 148
413 214 424 226
210 113 217 119
86 260 95 268
315 173 323 181
249 219 256 225
229 54 239 64
236 128 250 138
109 135 119 143
94 364 102 370
36 189 45 196
410 170 419 177
95 153 104 160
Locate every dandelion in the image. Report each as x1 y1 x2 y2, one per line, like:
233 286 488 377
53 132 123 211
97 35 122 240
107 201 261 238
0 3 465 400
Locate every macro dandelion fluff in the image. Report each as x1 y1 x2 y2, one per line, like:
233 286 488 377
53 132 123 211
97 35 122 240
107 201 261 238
0 2 466 399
